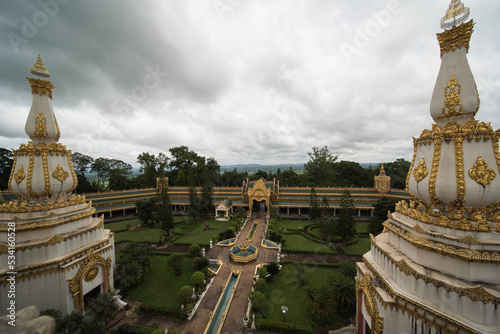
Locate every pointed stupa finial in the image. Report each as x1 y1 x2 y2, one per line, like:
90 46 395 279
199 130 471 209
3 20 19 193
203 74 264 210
441 0 470 30
30 52 50 78
379 163 386 176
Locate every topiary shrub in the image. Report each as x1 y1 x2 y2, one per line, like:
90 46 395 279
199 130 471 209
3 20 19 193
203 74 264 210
258 267 268 279
255 278 266 292
179 286 193 305
192 257 209 271
188 243 201 257
191 271 205 291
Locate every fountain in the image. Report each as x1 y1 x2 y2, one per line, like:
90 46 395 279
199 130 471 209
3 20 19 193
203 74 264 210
230 243 258 263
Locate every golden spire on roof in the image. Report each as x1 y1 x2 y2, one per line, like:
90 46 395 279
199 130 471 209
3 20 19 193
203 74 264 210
379 163 386 176
441 0 470 30
30 52 50 78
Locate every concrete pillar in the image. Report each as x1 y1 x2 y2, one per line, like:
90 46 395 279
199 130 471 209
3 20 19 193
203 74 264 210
298 208 301 216
110 211 112 218
371 209 373 218
358 209 361 218
287 207 289 215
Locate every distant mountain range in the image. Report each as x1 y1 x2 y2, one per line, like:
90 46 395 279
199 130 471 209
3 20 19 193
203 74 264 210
220 162 380 173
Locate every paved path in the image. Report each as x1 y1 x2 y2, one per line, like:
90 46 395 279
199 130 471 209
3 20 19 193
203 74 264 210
183 204 277 334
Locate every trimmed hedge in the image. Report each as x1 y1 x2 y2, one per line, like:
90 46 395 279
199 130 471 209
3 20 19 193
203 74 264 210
137 303 188 320
256 319 312 334
280 260 340 269
152 251 189 257
117 324 158 334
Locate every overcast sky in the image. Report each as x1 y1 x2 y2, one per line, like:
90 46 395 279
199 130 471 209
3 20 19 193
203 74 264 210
1 0 500 167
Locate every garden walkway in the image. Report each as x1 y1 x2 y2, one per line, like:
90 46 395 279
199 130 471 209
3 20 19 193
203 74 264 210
183 207 278 334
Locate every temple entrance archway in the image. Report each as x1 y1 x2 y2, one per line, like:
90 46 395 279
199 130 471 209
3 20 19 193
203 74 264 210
246 179 271 214
251 200 267 219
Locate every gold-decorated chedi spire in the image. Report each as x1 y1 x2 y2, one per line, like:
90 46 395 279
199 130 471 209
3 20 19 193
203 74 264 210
8 54 77 199
407 2 500 210
430 0 478 127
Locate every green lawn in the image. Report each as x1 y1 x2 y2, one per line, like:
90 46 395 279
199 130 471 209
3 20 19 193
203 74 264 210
261 264 343 328
105 219 140 233
205 219 235 230
275 220 310 230
172 221 205 235
343 237 371 256
173 230 216 246
356 222 369 233
280 233 335 254
114 228 166 243
125 256 194 307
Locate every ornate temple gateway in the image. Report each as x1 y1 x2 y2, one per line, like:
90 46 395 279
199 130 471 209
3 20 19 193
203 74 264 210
356 2 500 333
0 54 115 315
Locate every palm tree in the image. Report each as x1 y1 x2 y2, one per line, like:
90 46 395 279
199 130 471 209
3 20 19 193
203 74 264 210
331 274 356 307
56 311 105 334
304 285 336 325
86 291 119 325
115 261 143 290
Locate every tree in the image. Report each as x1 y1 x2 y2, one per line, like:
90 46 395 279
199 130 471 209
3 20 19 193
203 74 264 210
188 185 201 221
90 157 131 191
71 152 94 176
137 152 169 188
369 196 399 235
334 190 357 241
266 262 280 279
279 168 300 187
108 168 132 190
179 285 193 305
115 261 142 290
191 271 205 292
304 146 339 186
250 291 269 318
255 277 266 292
56 311 106 334
86 291 119 325
334 160 372 187
0 148 13 191
321 195 330 218
157 183 174 236
188 243 201 258
167 254 184 275
304 284 336 325
135 199 156 227
309 187 321 220
330 274 356 317
258 267 267 279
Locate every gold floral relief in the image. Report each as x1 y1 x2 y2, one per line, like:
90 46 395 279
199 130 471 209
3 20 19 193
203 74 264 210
52 164 69 182
14 165 25 184
413 158 429 183
469 157 496 187
475 221 492 232
436 20 474 58
442 76 463 117
26 77 54 99
34 112 47 138
84 266 99 282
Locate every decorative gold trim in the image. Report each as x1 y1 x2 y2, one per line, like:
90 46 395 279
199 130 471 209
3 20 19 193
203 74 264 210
68 250 112 312
429 127 442 204
383 221 500 263
7 150 17 193
0 237 113 286
41 151 50 196
0 217 103 255
451 133 466 207
361 259 481 334
441 76 463 117
14 165 25 184
66 150 78 193
356 273 384 334
27 150 35 197
412 158 428 183
406 138 419 190
52 164 69 182
34 112 48 138
84 266 99 282
469 157 496 187
436 20 474 58
0 194 86 213
370 243 500 305
26 77 54 99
